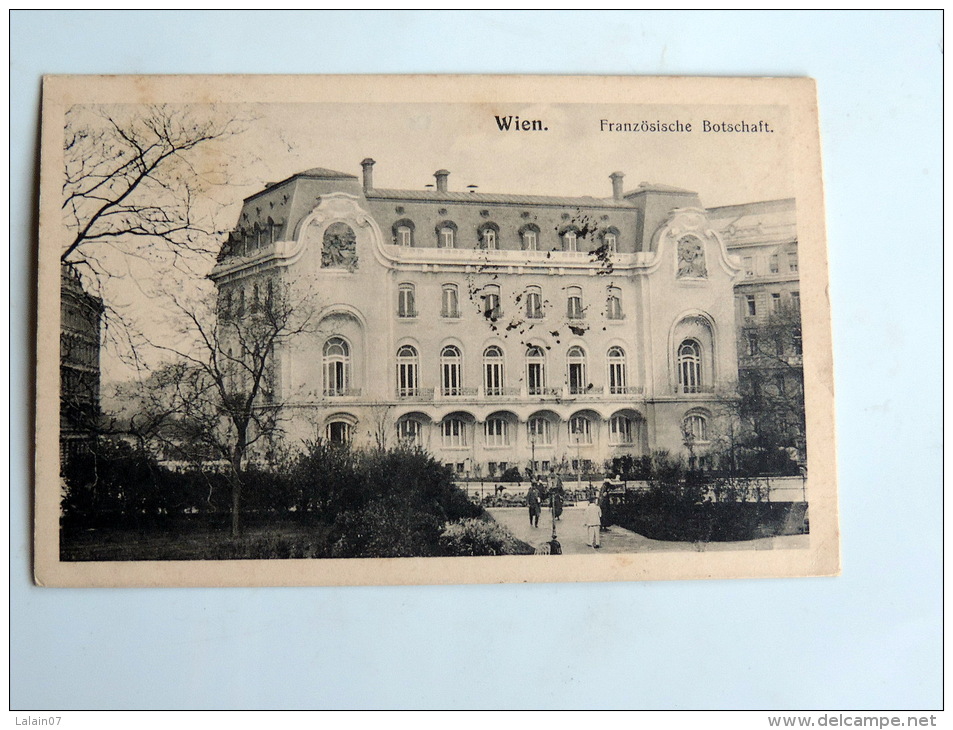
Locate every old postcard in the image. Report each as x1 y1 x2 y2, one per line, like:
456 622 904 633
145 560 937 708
36 75 838 586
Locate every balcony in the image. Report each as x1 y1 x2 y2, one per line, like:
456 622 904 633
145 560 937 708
609 385 644 396
323 387 363 398
675 385 715 395
396 387 435 402
484 386 521 399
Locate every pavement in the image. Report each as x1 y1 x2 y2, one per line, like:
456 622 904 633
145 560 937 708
487 505 809 555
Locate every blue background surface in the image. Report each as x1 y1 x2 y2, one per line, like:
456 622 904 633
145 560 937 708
10 10 942 709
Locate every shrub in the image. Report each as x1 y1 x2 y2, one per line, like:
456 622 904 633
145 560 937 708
440 518 533 556
329 496 445 558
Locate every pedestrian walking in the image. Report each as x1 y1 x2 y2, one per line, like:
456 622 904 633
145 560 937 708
548 471 564 518
598 480 611 532
526 484 541 528
584 496 602 548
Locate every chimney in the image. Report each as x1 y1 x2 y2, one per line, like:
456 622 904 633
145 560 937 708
610 171 625 200
360 158 376 192
434 169 450 193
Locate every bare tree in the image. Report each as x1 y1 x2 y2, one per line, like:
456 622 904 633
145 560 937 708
62 104 242 268
140 285 315 536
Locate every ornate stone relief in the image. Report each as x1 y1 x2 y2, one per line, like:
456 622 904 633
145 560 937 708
676 235 707 279
321 222 358 272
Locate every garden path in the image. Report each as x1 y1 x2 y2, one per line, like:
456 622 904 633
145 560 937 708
487 506 810 555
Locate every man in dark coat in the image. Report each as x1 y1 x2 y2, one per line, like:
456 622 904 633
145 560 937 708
526 484 541 528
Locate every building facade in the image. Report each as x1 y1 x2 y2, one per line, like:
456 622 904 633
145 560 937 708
210 161 747 477
60 263 104 463
710 198 805 461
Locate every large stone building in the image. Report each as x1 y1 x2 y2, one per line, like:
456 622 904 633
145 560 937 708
60 263 104 463
710 198 805 462
211 160 753 477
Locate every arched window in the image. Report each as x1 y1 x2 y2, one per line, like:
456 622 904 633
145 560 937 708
568 415 592 444
441 418 467 447
436 221 457 248
221 289 232 319
608 346 627 394
398 419 422 447
398 283 416 318
526 346 547 395
483 346 505 396
323 337 350 396
267 218 278 245
604 229 618 253
567 286 584 319
678 339 702 394
393 219 415 247
527 416 553 446
525 286 543 319
606 286 623 320
485 418 509 447
683 413 709 442
236 287 246 318
567 346 588 394
609 415 633 444
326 420 351 444
440 345 462 396
251 283 260 314
563 228 579 252
396 345 419 397
482 285 502 320
441 284 459 318
521 225 540 251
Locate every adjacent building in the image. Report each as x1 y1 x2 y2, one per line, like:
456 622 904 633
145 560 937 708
60 263 104 463
211 160 756 477
710 198 805 461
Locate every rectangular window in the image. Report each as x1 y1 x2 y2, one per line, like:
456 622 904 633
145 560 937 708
442 420 467 447
788 252 799 272
568 363 586 394
527 362 545 395
398 287 416 318
568 296 584 320
524 231 538 250
526 291 543 319
528 418 553 445
484 362 504 396
440 229 455 248
607 291 623 320
442 362 461 396
746 295 757 317
772 292 782 312
484 229 497 249
442 286 459 318
770 254 779 274
791 291 800 309
488 461 498 476
744 257 755 278
485 419 508 447
397 362 418 397
609 417 633 445
609 362 626 395
747 333 759 357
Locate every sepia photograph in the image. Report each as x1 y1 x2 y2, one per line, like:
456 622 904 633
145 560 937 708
36 74 838 586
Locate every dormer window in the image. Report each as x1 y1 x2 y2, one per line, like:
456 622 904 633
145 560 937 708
479 223 500 250
393 219 415 247
436 221 457 248
563 229 578 252
521 225 540 251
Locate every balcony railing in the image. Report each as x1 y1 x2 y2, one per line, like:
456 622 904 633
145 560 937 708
323 387 363 397
484 386 521 398
396 387 434 401
440 387 480 398
609 385 644 395
676 385 715 395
